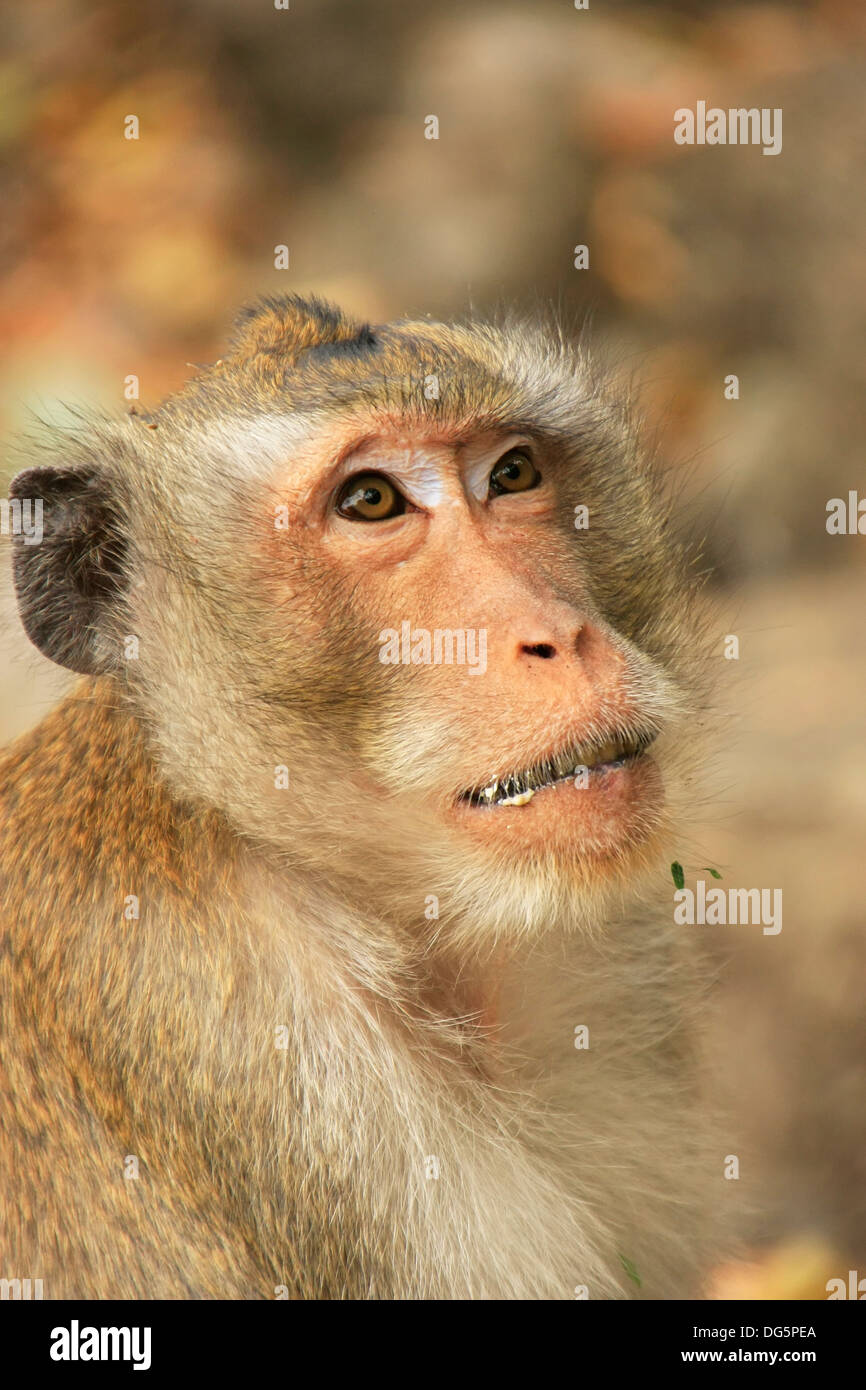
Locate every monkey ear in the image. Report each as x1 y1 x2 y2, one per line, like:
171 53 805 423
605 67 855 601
229 294 375 361
9 464 127 676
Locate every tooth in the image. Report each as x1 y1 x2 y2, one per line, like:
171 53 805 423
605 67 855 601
499 788 535 806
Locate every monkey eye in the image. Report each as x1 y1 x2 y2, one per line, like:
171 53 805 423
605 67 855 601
336 472 408 521
488 449 540 496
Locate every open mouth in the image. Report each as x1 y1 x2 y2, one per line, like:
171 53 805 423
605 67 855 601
458 727 658 809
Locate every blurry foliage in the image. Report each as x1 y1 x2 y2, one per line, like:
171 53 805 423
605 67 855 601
709 1238 850 1300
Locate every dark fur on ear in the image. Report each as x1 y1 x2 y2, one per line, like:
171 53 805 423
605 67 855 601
9 464 126 675
228 294 375 362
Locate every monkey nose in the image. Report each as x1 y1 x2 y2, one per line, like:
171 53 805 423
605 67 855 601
520 642 557 660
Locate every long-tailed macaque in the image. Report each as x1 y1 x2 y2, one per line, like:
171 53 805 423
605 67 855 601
0 296 720 1299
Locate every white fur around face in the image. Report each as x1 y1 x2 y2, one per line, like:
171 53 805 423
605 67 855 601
232 864 718 1299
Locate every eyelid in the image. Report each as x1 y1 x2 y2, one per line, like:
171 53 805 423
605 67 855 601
335 465 441 519
463 439 536 500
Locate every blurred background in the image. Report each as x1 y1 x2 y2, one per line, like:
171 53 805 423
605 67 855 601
1 0 864 1297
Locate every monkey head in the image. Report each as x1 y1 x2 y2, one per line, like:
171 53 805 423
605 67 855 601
10 296 707 947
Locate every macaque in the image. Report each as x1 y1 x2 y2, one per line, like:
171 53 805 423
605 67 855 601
0 296 720 1299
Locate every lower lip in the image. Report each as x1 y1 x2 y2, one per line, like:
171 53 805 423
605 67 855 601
450 753 663 853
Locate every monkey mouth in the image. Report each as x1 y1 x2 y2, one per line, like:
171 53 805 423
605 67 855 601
458 728 658 809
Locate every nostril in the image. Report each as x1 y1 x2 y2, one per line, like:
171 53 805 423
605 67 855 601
521 642 557 660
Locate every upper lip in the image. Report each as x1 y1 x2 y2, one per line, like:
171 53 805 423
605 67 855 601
458 725 659 807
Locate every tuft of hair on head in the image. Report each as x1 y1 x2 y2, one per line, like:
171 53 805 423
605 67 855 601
227 294 377 365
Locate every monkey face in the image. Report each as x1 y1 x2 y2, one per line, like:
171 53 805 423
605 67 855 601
264 426 678 871
10 297 705 940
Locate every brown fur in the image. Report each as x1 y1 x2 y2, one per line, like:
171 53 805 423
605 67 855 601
0 297 723 1298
